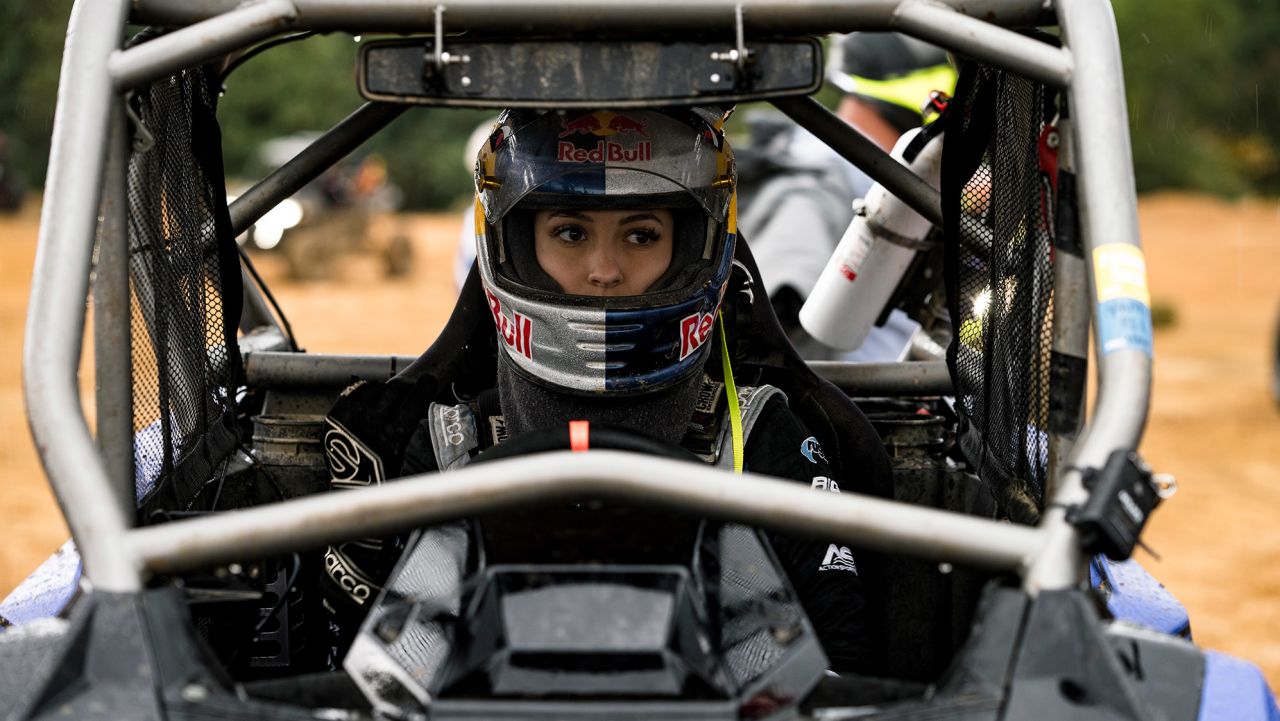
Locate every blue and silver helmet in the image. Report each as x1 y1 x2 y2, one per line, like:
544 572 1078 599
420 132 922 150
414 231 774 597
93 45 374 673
474 107 737 396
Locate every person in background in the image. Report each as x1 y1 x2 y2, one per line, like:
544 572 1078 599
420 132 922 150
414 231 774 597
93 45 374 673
736 32 956 361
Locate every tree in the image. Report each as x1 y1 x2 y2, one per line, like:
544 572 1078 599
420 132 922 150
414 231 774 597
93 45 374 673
216 33 490 210
1114 0 1280 195
0 0 74 189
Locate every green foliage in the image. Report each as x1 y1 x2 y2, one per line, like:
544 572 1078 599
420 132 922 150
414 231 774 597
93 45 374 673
1114 0 1280 195
217 33 493 210
2 0 1278 203
0 0 74 189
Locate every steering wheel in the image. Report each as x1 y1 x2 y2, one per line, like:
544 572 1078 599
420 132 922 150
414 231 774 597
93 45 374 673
469 422 702 465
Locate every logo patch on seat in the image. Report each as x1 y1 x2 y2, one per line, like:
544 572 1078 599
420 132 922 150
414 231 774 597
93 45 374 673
811 476 840 493
819 544 858 573
800 436 827 464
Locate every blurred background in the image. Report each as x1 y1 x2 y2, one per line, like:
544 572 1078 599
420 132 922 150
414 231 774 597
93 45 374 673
1 0 1277 688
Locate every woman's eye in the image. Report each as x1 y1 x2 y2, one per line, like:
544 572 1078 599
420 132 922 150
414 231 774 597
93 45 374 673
552 224 586 243
625 228 661 245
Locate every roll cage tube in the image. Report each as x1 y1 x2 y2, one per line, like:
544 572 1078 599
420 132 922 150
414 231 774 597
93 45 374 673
26 0 1149 594
124 451 1042 577
25 0 138 590
129 0 1055 33
1026 0 1151 591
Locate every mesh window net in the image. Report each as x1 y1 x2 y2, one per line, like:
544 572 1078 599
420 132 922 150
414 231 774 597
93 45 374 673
942 54 1064 523
127 62 244 516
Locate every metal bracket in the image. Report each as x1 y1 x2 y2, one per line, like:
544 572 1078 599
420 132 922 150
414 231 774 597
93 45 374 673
431 5 470 71
123 91 155 153
423 6 473 89
709 4 752 84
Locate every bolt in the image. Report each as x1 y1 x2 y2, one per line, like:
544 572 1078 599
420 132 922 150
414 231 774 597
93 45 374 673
461 76 472 87
710 73 722 84
1046 131 1060 149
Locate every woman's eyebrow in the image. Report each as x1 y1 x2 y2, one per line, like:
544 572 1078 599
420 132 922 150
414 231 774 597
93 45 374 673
547 210 589 220
619 213 664 225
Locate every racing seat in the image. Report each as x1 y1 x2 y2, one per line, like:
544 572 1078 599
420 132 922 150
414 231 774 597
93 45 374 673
395 236 893 501
384 234 901 668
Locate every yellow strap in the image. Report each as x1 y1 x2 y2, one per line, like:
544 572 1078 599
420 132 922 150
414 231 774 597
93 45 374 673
717 312 744 474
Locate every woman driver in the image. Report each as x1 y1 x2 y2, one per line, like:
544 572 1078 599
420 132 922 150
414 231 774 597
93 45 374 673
321 107 880 673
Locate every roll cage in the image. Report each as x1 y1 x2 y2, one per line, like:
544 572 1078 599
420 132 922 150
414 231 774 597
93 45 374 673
25 0 1147 603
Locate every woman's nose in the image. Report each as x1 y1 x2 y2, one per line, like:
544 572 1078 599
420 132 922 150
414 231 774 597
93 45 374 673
587 248 622 290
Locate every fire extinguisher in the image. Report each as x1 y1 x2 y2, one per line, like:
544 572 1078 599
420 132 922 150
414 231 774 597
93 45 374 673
799 124 944 351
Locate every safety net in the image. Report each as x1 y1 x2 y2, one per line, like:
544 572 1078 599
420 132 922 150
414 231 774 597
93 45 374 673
126 57 244 516
941 49 1068 523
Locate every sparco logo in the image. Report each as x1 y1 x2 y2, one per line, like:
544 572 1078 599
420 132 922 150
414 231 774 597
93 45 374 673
819 544 858 573
325 418 384 489
679 310 717 360
324 547 376 605
485 289 533 360
438 406 466 446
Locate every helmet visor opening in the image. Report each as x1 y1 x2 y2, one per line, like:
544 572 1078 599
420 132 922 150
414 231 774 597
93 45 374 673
492 202 719 308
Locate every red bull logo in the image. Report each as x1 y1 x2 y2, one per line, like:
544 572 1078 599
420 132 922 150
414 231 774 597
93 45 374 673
606 114 648 136
557 111 652 164
558 140 653 163
559 111 649 138
701 126 724 150
679 308 718 361
559 113 604 137
485 289 534 360
487 126 507 151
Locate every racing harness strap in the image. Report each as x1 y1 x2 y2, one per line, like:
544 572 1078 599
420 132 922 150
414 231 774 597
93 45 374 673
718 312 745 474
423 372 781 475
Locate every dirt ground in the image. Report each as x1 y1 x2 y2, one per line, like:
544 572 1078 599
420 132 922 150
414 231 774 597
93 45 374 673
1 192 1277 688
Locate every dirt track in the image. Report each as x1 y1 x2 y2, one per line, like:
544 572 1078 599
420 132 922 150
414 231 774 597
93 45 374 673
1 193 1278 687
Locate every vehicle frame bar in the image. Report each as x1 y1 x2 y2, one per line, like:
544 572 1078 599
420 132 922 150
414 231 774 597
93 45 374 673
241 350 953 396
130 0 1055 33
25 0 1151 595
127 451 1043 575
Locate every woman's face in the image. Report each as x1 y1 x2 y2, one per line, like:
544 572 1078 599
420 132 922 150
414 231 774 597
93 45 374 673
533 208 674 296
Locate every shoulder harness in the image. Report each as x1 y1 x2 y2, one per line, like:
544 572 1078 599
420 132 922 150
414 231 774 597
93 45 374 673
424 375 785 472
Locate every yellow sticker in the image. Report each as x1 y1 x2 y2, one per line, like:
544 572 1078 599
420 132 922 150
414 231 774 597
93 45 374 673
1092 244 1151 305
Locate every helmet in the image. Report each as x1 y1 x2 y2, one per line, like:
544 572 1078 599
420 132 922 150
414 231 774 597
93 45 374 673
827 32 957 133
474 107 737 396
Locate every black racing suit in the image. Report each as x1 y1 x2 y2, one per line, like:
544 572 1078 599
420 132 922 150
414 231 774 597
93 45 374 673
319 375 873 673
